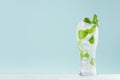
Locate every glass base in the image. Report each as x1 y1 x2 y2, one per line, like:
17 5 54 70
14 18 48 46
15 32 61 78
80 72 97 76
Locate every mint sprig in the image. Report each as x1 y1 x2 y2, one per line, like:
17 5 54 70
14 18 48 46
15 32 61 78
90 58 95 66
84 18 92 24
84 14 99 26
89 35 95 44
78 25 96 40
86 25 96 34
92 14 98 26
81 52 89 59
78 30 88 39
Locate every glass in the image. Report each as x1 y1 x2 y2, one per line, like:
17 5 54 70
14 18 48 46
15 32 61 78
77 20 98 76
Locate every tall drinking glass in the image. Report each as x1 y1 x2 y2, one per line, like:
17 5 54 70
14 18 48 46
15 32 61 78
77 15 99 76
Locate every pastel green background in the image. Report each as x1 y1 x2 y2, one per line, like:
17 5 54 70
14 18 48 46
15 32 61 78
0 0 119 74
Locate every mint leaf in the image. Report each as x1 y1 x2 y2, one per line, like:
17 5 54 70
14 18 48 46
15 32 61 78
86 25 96 34
92 14 98 26
83 14 99 27
81 52 89 58
90 25 96 33
89 35 95 44
90 58 95 66
93 14 97 21
84 18 92 24
78 30 88 39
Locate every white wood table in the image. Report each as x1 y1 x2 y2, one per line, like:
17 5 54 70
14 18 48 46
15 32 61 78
0 74 120 80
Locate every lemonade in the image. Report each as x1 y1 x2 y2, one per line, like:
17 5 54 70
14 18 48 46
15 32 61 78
77 14 99 76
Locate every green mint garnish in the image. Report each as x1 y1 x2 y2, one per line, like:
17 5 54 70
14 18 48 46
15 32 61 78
86 25 96 34
83 14 99 26
81 52 89 58
89 35 95 44
92 14 98 26
78 30 88 39
90 58 95 66
78 25 96 40
84 18 92 24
